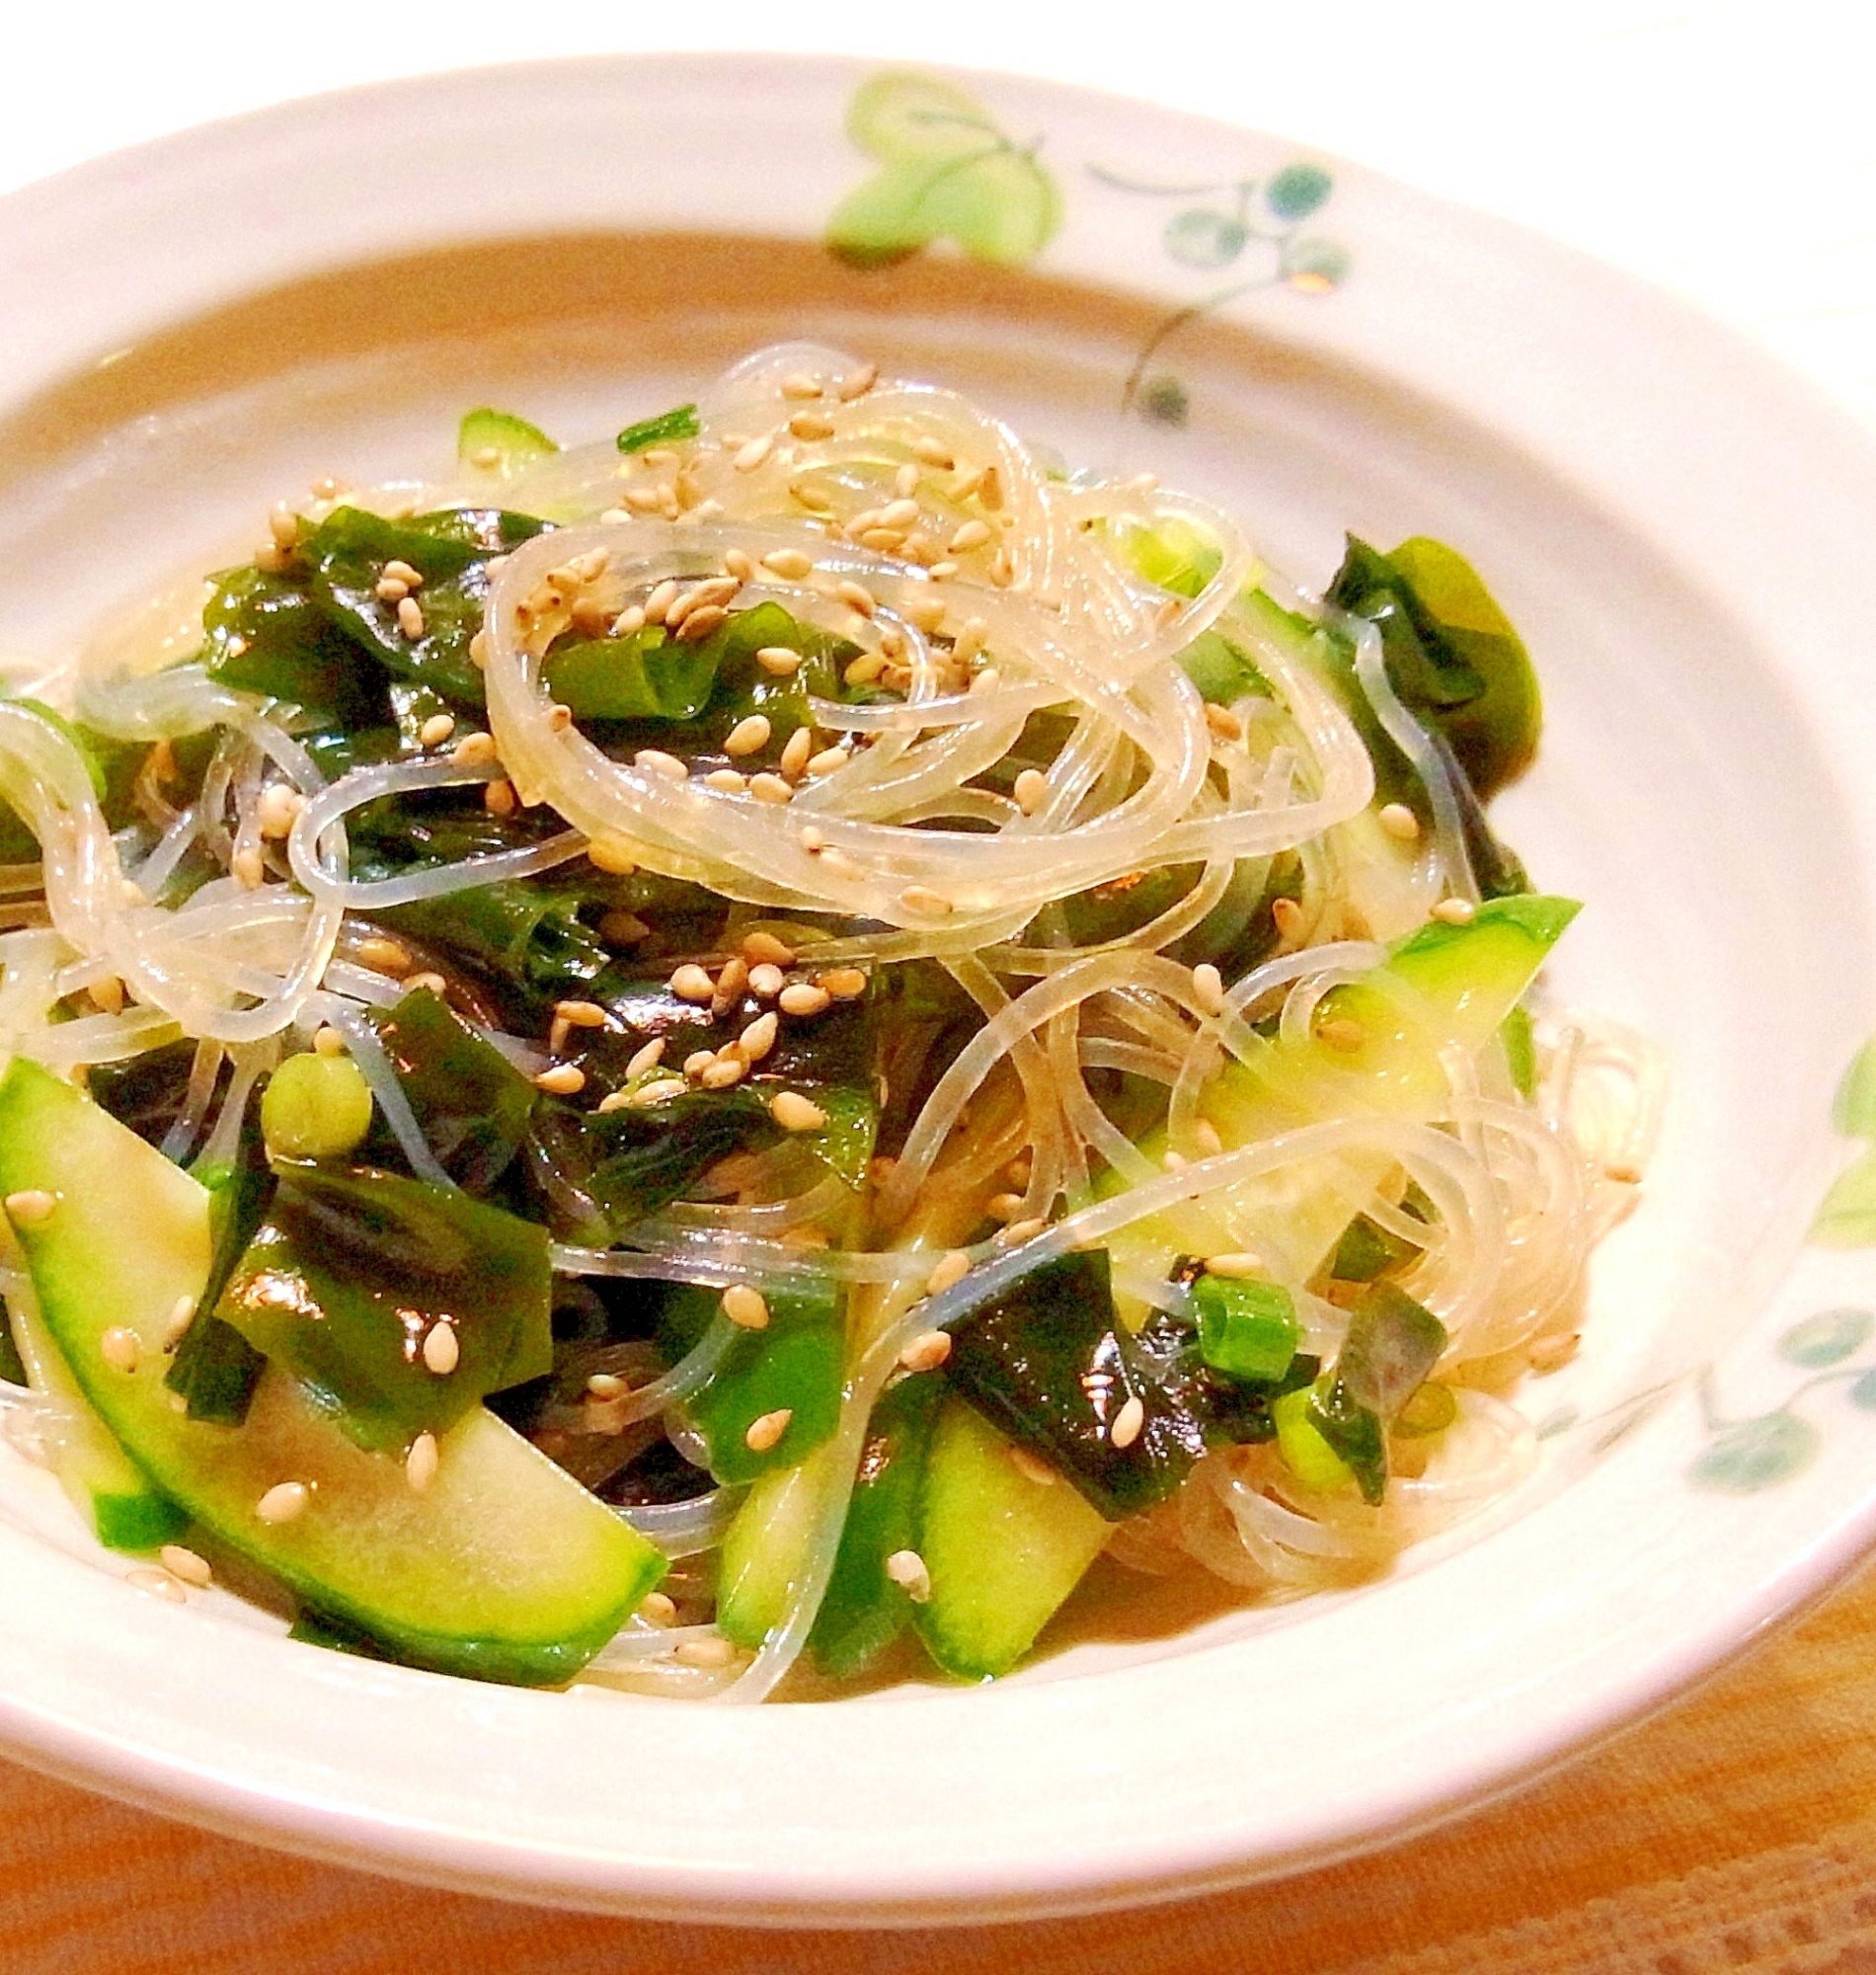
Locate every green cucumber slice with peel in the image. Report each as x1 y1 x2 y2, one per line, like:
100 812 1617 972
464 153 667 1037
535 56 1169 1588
0 1058 663 1685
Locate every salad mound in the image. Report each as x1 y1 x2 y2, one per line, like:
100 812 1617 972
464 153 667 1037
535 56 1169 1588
0 346 1659 1698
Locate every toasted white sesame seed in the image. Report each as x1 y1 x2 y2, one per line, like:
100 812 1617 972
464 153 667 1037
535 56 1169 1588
744 1407 794 1453
683 1050 717 1078
1192 963 1226 1016
777 726 816 779
740 1011 779 1062
760 549 814 583
640 578 679 623
1110 1394 1146 1450
257 782 305 839
818 968 867 1001
468 630 492 669
675 603 729 645
780 370 823 400
749 773 794 805
127 1566 187 1603
534 1063 586 1096
161 1544 212 1587
100 1327 140 1374
743 931 797 967
1272 896 1305 941
161 1295 197 1352
546 703 575 734
256 1481 309 1524
232 846 266 889
1377 802 1421 841
418 712 456 748
586 1373 628 1399
969 667 1001 697
627 1077 688 1108
1013 768 1048 816
668 964 716 1003
268 506 300 549
769 1090 828 1133
1193 1119 1223 1157
948 518 993 554
834 580 876 616
1205 1251 1265 1280
722 1285 770 1331
986 1191 1024 1223
912 436 954 468
722 549 756 584
1008 1445 1056 1485
8 1189 60 1228
586 835 640 875
1604 1160 1643 1185
788 410 836 441
806 746 851 778
451 731 499 767
884 1548 933 1603
704 768 748 794
675 1635 740 1667
355 935 412 976
701 1056 747 1089
1161 1149 1189 1173
396 595 426 639
1432 898 1478 925
899 1329 953 1374
639 1591 678 1626
996 1217 1048 1247
422 1323 460 1376
724 714 772 757
483 780 516 819
951 618 988 665
844 653 887 688
1316 1017 1368 1053
556 999 608 1031
87 975 125 1017
755 647 804 680
404 971 448 995
747 963 785 999
899 885 954 917
625 1039 666 1079
1205 702 1245 743
836 363 878 401
799 825 826 855
406 1431 439 1494
779 983 831 1017
600 912 650 948
312 1026 345 1058
925 1249 972 1297
635 749 689 782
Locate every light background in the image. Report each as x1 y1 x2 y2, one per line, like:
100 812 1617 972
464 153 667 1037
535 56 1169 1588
3 1 1870 429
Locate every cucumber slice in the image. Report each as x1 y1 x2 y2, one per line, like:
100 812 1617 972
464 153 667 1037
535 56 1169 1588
1105 896 1576 1303
2 1272 186 1551
913 1399 1109 1681
715 1435 848 1649
0 1059 663 1685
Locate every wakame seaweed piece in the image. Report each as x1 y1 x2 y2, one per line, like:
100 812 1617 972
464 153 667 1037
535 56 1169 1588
1175 627 1270 705
542 623 723 723
594 1435 718 1508
1303 1282 1447 1506
567 600 857 747
367 987 536 1191
214 1164 553 1453
942 1249 1211 1520
301 505 548 706
363 867 618 1000
0 700 145 857
616 403 699 453
809 1370 945 1679
165 1120 275 1425
89 1039 219 1151
658 1275 845 1485
1324 535 1540 805
525 1087 768 1246
201 565 386 726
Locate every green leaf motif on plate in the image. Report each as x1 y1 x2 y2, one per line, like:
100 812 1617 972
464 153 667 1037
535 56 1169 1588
1266 162 1334 221
1851 1370 1876 1411
1810 1147 1876 1247
1779 1306 1875 1368
827 73 1060 269
1836 1039 1876 1139
1691 1411 1822 1493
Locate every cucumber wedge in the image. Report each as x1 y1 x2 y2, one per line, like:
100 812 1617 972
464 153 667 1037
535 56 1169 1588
715 1434 848 1650
0 1059 663 1685
1 1269 186 1551
913 1399 1109 1681
1106 896 1577 1303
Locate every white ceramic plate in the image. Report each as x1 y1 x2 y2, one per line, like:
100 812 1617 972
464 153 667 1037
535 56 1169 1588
3 53 1876 1927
